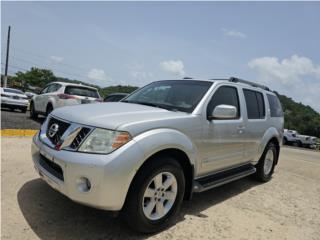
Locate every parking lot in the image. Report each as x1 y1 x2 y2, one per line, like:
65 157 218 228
1 137 320 240
1 108 44 130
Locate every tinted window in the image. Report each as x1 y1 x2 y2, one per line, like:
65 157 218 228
65 86 99 98
243 89 265 119
4 88 24 94
267 94 283 117
40 86 48 94
124 80 212 113
46 84 60 93
207 86 240 118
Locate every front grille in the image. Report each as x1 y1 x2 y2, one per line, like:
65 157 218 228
46 117 70 145
69 127 91 149
39 154 64 181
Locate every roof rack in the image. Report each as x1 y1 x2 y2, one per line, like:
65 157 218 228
229 77 270 91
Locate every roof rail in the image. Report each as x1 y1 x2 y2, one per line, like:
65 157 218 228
229 77 270 91
183 77 193 79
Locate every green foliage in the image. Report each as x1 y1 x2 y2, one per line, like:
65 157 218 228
14 67 56 88
276 93 320 137
99 85 138 98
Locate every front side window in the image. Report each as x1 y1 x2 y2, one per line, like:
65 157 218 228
123 80 213 113
243 89 265 119
267 94 283 117
207 86 240 119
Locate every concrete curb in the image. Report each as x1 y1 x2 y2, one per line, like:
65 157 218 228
0 129 38 137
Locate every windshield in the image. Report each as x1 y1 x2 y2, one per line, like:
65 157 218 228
4 88 24 94
122 80 212 113
64 86 99 98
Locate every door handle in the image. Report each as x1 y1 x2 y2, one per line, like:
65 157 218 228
237 125 245 134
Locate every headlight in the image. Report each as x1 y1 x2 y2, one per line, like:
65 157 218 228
78 128 131 154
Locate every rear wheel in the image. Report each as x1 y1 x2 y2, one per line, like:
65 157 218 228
122 156 185 233
255 142 277 182
30 102 38 119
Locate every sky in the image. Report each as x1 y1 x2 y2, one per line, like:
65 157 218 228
1 1 320 112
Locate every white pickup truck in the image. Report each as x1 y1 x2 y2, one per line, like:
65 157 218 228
283 129 317 148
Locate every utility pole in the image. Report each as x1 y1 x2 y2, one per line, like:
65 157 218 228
4 26 11 88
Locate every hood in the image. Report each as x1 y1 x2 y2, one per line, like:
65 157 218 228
51 102 188 130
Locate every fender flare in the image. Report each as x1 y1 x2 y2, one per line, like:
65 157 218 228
133 128 198 172
255 127 281 164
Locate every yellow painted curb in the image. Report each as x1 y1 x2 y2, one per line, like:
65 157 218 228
0 129 38 137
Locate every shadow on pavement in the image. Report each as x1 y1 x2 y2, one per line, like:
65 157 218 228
18 177 259 239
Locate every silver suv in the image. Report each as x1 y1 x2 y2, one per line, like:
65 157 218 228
31 77 284 232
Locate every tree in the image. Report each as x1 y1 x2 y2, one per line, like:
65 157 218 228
13 67 56 89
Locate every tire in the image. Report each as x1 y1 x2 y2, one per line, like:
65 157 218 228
255 142 278 182
30 102 38 119
283 137 287 145
297 141 302 148
21 107 27 113
46 104 53 116
122 156 185 233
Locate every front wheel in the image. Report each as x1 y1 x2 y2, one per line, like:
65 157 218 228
122 156 185 233
30 102 38 119
255 142 277 182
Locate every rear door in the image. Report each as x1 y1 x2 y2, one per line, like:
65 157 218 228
241 88 267 161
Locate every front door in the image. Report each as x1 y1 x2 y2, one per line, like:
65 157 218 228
200 85 246 176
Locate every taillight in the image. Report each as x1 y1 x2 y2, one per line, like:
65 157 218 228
58 93 76 99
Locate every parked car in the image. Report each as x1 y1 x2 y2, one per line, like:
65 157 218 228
31 77 283 232
296 134 317 148
104 93 128 102
283 129 299 145
0 87 29 112
283 129 317 148
30 82 102 118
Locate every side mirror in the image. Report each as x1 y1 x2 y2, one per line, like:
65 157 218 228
209 104 237 120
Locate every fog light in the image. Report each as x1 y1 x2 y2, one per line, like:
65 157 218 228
77 177 91 192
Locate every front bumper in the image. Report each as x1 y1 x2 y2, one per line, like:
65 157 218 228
31 133 145 211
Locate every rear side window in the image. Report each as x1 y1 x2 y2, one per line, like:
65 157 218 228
65 86 99 98
267 94 283 117
207 86 240 118
243 89 265 119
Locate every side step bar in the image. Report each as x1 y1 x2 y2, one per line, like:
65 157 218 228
193 164 256 192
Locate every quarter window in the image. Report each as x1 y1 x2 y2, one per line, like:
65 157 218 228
243 89 265 119
207 86 240 119
267 94 283 117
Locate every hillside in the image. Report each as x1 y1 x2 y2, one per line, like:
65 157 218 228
1 68 319 137
277 93 320 137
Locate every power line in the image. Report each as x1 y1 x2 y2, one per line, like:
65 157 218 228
9 55 89 80
12 47 91 72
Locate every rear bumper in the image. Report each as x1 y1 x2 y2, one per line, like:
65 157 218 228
31 132 145 211
1 98 28 108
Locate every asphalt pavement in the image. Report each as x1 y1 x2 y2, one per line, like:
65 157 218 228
1 108 45 130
